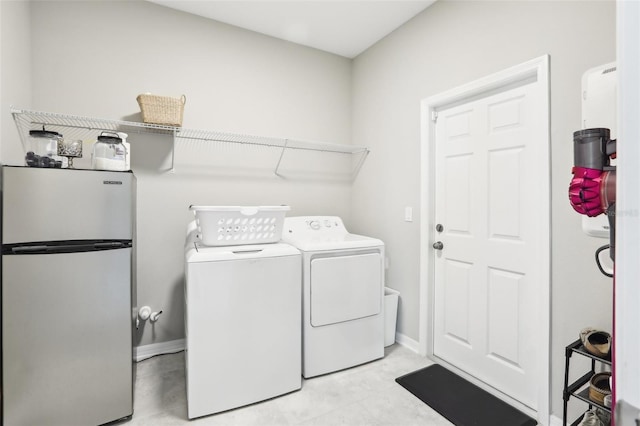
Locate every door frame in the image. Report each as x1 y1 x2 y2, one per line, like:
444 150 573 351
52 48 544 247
418 55 551 422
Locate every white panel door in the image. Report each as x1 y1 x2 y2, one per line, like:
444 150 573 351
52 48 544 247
433 82 543 410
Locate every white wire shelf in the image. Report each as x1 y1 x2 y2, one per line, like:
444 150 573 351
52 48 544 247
11 108 369 177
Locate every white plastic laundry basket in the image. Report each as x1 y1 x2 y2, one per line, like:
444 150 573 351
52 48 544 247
190 205 290 246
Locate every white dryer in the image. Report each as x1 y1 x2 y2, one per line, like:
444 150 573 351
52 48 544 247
184 241 301 419
282 216 385 378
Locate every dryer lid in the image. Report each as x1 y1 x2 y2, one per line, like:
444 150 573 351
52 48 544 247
282 216 384 251
282 233 383 251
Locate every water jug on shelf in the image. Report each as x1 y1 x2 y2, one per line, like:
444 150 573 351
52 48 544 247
92 131 128 171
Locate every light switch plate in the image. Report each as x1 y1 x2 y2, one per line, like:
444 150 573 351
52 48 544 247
404 206 413 222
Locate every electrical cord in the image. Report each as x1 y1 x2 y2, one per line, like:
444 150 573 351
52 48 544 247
595 244 614 278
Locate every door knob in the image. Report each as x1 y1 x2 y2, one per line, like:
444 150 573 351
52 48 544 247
433 241 444 250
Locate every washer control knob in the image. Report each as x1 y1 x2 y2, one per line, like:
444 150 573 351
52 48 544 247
309 220 321 230
324 220 332 228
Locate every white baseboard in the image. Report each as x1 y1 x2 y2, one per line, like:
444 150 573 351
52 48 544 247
135 338 185 362
395 332 420 353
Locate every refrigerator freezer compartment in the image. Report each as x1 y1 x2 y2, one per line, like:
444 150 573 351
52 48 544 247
1 167 133 244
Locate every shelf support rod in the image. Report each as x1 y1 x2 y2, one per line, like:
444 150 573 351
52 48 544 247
170 129 177 173
351 149 370 181
274 139 288 177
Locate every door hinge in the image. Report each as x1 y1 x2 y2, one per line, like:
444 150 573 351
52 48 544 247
431 111 438 122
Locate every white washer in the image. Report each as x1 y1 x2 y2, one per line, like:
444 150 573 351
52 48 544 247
184 241 301 419
282 216 385 378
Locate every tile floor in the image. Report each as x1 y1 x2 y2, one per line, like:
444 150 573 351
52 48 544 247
128 344 454 425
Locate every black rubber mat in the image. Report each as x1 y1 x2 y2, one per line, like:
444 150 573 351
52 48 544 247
396 364 537 426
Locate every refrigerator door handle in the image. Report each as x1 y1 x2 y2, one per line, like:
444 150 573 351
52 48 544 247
11 245 48 254
94 241 130 249
4 240 132 255
10 243 97 254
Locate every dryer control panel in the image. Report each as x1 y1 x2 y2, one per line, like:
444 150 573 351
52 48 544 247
307 218 342 231
283 216 348 238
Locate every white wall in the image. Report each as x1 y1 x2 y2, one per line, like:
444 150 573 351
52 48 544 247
0 0 32 163
350 0 616 419
1 0 353 346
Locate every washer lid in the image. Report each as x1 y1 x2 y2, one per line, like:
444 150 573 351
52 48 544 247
186 242 299 262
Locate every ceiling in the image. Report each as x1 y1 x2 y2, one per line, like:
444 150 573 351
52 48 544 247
147 1 436 58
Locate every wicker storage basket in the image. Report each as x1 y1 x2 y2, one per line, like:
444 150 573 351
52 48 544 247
136 93 186 126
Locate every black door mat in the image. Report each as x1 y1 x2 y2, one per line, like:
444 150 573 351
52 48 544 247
396 364 537 426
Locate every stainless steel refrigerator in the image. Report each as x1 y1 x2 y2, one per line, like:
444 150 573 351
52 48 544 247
1 166 135 426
